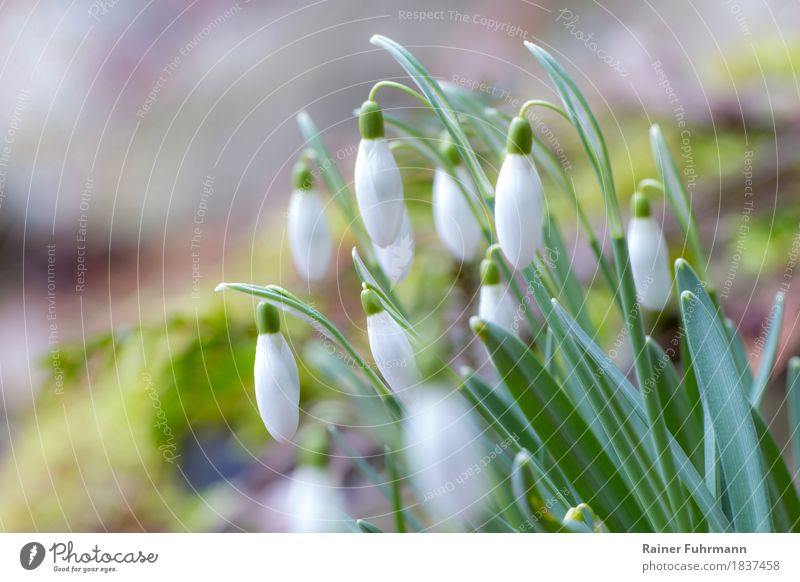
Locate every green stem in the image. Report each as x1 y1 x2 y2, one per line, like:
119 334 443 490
519 99 571 123
385 446 407 533
369 80 430 108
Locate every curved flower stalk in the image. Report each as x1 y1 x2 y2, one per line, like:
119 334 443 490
432 137 483 262
287 158 332 283
494 116 544 270
627 192 672 311
478 256 518 335
373 208 414 285
362 288 420 400
354 100 405 247
254 302 300 442
284 465 345 532
404 389 488 529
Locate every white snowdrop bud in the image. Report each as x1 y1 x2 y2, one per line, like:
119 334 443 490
361 288 420 399
494 117 543 270
374 208 414 284
627 192 672 311
355 101 405 247
404 389 488 529
284 466 345 532
287 160 332 283
254 302 300 442
432 138 483 262
478 257 518 334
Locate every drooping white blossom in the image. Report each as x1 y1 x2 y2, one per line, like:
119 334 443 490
627 192 672 311
404 389 488 529
254 302 300 442
284 466 345 533
362 289 420 399
494 116 543 270
477 257 518 335
354 100 405 247
288 188 332 282
374 208 414 284
432 166 482 262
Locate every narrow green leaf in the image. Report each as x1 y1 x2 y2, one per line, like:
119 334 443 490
472 317 653 531
750 293 785 407
370 35 494 200
726 318 754 392
356 519 384 533
511 449 570 532
385 445 406 533
752 410 800 532
524 42 621 236
649 125 707 278
680 290 771 532
788 357 800 481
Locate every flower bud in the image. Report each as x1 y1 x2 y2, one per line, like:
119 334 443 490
254 302 300 442
627 192 672 311
361 288 420 398
404 389 488 529
494 117 543 270
432 163 482 262
287 160 332 282
478 257 518 334
355 101 404 247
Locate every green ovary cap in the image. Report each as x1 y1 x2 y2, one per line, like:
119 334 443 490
631 191 651 218
358 100 385 139
506 116 532 155
439 131 461 166
256 301 281 334
360 288 384 316
292 159 313 191
480 258 501 286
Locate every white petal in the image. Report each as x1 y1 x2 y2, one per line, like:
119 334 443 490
366 311 420 399
254 333 300 442
432 167 483 262
494 153 543 270
374 208 414 284
288 189 332 282
478 283 518 334
627 217 673 311
355 138 405 247
404 390 488 528
284 466 345 533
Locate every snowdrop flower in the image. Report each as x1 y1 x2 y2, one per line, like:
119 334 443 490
354 100 405 247
494 116 543 270
287 159 332 283
432 138 482 262
254 302 300 442
404 389 488 529
374 208 414 284
284 465 345 532
478 257 518 335
627 192 672 311
361 288 420 399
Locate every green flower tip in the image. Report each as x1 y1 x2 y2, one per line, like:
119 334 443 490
563 506 585 523
631 191 651 218
480 258 501 285
292 159 313 191
256 301 281 334
469 316 488 338
438 131 461 166
359 100 385 139
789 356 800 372
360 288 384 316
506 116 532 155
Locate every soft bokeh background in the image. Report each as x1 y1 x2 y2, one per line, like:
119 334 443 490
1 0 799 530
